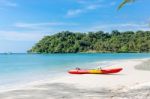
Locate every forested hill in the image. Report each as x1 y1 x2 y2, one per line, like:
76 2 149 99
28 30 150 53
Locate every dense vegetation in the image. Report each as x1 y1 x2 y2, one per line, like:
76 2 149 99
28 30 150 53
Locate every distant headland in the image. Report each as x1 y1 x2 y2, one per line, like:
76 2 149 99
28 30 150 53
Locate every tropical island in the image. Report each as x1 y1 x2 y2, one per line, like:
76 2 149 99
28 30 150 53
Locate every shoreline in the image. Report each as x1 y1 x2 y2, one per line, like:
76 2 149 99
0 58 150 98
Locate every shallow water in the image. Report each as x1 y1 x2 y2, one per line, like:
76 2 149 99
0 53 150 90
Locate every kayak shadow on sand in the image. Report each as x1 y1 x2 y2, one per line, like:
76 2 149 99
100 73 125 76
69 73 125 76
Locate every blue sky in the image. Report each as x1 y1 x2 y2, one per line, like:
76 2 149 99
0 0 150 53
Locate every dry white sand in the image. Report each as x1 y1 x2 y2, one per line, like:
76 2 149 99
0 58 150 99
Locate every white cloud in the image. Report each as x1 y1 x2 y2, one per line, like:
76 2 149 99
0 0 17 7
67 9 83 16
66 4 100 17
66 0 117 17
76 0 104 5
14 22 77 30
86 4 100 10
89 23 150 32
110 1 116 6
0 31 46 41
0 21 79 41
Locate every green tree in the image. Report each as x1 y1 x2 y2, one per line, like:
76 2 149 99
28 30 150 53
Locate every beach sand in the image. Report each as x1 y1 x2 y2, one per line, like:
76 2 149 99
0 59 150 99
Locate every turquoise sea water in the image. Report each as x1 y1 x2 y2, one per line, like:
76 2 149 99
0 53 150 90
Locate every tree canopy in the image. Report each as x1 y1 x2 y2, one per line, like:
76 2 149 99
28 30 150 53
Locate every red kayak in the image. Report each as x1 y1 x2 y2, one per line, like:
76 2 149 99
68 68 123 74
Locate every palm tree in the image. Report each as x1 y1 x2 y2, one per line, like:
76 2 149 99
118 0 135 10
